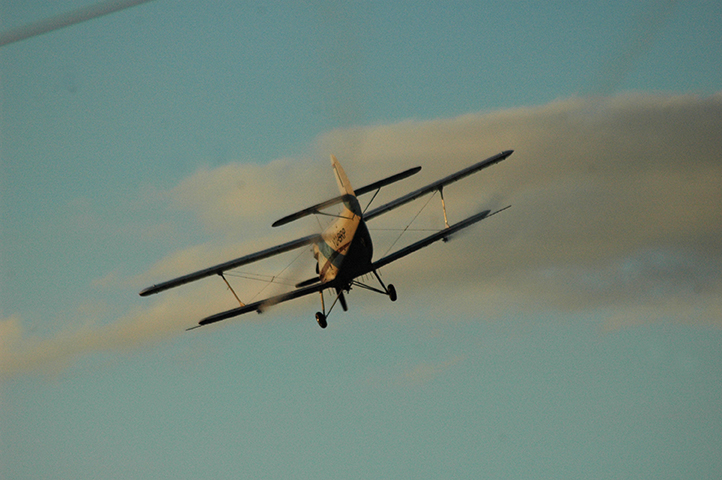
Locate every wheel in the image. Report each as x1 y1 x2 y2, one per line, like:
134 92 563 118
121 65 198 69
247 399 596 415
388 284 397 302
338 291 348 312
315 312 327 329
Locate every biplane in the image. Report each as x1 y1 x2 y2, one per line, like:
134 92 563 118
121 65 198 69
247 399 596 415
140 150 513 329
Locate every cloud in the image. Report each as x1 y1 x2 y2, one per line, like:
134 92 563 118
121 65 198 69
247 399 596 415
365 355 465 389
165 157 334 235
401 356 464 387
122 91 722 327
3 92 720 378
313 92 722 325
0 284 242 379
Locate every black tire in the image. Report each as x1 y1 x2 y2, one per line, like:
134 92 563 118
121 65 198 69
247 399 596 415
315 312 327 329
388 284 397 302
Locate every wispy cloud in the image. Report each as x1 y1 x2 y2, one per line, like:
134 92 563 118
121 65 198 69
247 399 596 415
0 284 236 379
165 158 333 235
365 355 465 389
401 356 465 387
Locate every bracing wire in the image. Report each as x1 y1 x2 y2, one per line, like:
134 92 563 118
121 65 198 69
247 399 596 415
362 189 381 214
314 212 324 230
380 190 438 258
224 271 298 287
250 247 309 302
224 246 310 303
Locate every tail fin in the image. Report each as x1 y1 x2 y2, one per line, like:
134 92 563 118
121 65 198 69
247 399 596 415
330 155 355 196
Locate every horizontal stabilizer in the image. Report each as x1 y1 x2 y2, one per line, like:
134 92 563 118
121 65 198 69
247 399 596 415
354 166 421 196
272 194 354 227
364 150 512 222
139 233 322 296
272 166 421 227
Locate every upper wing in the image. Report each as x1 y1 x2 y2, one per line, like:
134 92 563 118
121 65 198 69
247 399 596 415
139 233 322 297
190 280 331 329
363 150 513 222
370 206 511 271
271 166 421 227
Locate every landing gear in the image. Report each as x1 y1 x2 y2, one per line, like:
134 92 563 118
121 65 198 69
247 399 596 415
315 312 327 329
314 274 396 328
315 286 350 329
338 291 348 311
367 270 398 301
388 284 397 302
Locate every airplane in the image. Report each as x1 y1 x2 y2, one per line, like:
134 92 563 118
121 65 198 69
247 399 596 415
140 150 514 329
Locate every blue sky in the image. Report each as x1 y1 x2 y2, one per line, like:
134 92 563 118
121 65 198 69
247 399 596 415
1 1 721 478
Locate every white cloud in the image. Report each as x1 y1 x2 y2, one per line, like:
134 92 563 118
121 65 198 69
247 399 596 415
0 284 239 379
165 157 335 235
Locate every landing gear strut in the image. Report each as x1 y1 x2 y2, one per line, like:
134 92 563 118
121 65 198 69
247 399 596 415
314 272 397 328
371 270 397 302
315 287 346 328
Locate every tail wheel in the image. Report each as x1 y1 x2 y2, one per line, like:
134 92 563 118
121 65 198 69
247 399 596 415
388 284 397 302
315 312 327 329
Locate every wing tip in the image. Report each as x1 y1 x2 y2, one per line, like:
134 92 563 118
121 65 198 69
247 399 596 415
139 286 156 297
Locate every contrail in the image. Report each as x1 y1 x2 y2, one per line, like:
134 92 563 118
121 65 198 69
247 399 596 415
0 0 156 47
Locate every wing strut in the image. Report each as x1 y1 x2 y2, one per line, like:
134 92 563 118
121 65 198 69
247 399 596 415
439 186 450 229
219 273 245 307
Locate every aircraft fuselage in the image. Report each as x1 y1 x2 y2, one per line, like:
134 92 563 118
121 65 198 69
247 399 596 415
314 193 373 287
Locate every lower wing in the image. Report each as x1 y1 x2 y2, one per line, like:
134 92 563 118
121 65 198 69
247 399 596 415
189 280 331 330
370 206 511 271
